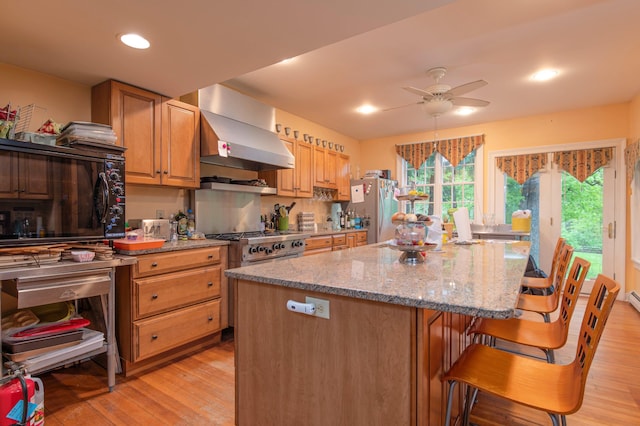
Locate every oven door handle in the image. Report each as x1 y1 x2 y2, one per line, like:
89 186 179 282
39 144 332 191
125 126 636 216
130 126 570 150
93 172 109 223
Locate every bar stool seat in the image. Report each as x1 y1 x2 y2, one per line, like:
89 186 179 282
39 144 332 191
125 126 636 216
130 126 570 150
469 257 590 363
443 273 620 426
521 238 566 294
517 244 574 322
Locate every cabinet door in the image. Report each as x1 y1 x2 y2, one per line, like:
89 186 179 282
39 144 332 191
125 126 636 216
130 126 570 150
278 138 296 197
161 99 200 188
325 149 338 189
0 151 18 198
313 145 326 187
295 141 313 198
93 80 162 185
337 153 350 201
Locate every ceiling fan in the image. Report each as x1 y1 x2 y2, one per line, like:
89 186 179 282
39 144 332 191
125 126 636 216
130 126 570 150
386 67 489 116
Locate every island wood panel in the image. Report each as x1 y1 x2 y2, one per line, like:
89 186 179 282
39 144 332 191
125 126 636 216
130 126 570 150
235 280 417 425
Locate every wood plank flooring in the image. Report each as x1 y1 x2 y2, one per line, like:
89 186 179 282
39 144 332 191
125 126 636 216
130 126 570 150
38 300 640 425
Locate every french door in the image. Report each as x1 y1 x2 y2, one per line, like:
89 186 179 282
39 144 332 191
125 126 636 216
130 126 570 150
489 139 625 296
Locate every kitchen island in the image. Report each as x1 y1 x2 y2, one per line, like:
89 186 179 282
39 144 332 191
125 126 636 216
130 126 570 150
226 240 530 425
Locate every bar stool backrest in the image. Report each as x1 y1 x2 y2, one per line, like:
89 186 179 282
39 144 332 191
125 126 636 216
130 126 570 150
557 257 590 335
568 273 620 413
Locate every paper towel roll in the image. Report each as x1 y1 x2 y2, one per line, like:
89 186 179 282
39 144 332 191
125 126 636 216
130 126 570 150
453 207 473 242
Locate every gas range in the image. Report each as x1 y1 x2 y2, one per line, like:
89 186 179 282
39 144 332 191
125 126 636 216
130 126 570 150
206 231 309 266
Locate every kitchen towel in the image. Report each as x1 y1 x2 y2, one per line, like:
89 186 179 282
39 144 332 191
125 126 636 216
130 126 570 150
453 207 473 242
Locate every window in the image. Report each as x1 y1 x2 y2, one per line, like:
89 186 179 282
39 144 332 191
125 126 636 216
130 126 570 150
400 147 482 221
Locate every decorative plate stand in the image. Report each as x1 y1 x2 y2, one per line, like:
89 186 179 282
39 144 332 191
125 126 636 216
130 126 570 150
389 195 436 264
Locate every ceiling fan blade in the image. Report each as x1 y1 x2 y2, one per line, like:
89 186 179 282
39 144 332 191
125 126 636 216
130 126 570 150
450 97 490 107
446 80 488 97
383 101 424 112
402 86 435 99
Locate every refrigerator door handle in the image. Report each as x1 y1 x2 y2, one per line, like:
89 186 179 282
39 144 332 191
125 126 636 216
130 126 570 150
378 186 385 236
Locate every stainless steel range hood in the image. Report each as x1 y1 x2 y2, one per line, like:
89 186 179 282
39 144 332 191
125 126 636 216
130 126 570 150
199 84 294 171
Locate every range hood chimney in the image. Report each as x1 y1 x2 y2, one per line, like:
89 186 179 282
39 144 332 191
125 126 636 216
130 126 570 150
199 84 294 171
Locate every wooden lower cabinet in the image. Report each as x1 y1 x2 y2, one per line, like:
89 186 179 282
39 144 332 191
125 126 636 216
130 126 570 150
332 234 347 250
305 231 367 254
115 245 227 376
303 235 332 255
235 281 470 425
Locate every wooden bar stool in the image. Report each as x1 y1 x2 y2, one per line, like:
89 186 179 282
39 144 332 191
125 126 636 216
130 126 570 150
443 273 620 426
469 257 590 363
521 237 566 295
517 244 574 322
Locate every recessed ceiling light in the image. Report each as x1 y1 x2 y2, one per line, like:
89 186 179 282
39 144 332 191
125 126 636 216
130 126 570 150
356 104 378 115
119 33 150 49
455 107 476 116
278 58 295 65
531 69 559 82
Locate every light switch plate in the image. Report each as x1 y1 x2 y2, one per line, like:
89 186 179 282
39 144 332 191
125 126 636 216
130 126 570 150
306 296 330 319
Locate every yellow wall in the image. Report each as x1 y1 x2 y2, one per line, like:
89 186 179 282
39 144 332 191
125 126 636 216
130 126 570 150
0 63 91 127
275 109 360 177
359 103 629 182
627 95 640 293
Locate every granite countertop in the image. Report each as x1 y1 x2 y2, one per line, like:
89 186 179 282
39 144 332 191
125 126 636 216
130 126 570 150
114 239 228 256
226 240 530 318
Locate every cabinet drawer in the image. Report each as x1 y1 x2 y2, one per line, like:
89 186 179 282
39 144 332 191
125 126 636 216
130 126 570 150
4 268 112 309
356 231 367 243
303 247 332 256
134 247 221 277
134 299 220 361
305 236 332 250
134 266 221 319
332 234 346 246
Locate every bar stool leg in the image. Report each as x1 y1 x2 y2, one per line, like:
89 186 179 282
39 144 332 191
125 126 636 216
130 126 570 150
444 380 457 426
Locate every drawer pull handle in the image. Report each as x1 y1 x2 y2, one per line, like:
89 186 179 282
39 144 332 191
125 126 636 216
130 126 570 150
151 334 158 340
208 316 213 321
151 262 158 267
207 282 213 287
207 255 214 259
152 294 158 299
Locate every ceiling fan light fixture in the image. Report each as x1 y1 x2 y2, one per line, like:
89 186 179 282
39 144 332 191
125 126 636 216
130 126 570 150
119 33 150 49
455 107 476 116
421 99 452 117
531 68 559 82
356 104 378 115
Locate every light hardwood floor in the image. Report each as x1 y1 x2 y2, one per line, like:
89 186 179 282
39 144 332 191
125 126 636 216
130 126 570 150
39 299 640 425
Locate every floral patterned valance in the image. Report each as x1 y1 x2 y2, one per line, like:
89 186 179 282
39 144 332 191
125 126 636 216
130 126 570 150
625 139 640 191
554 147 613 182
395 134 485 169
496 153 548 185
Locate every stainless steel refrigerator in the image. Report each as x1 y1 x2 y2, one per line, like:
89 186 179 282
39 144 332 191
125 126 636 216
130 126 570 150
347 177 398 245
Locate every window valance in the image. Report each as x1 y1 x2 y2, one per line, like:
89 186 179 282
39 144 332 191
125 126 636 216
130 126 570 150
395 134 485 169
625 139 640 191
496 154 548 185
554 147 613 182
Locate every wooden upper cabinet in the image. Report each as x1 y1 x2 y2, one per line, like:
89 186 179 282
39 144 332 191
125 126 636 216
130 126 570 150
259 137 312 198
313 145 326 187
161 98 200 188
337 153 350 201
295 141 313 198
325 149 338 189
92 80 200 188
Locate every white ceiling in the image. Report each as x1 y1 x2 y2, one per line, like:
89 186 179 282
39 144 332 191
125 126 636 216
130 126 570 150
3 0 640 140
